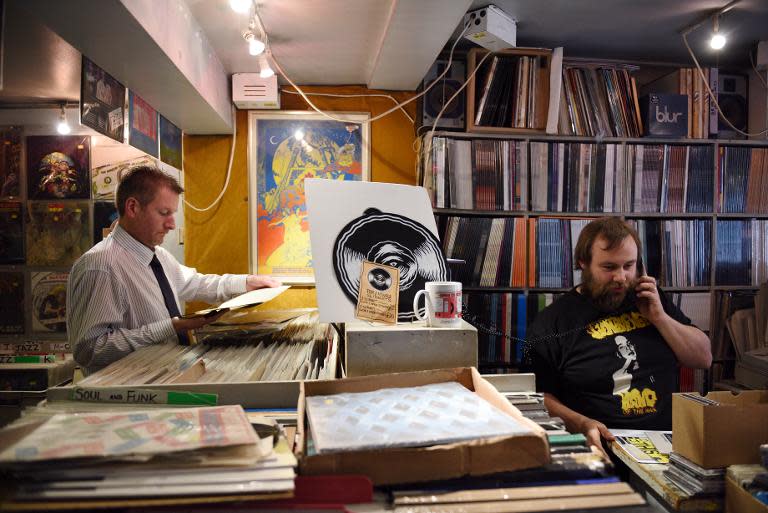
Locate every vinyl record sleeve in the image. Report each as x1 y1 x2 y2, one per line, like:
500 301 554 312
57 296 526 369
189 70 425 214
0 200 24 263
26 135 90 200
26 201 90 266
0 272 25 335
31 271 69 333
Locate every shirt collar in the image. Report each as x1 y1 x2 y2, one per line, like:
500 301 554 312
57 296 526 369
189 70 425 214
112 223 156 266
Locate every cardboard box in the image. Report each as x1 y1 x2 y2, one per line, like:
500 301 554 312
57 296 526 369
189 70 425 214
344 320 477 377
672 391 768 468
296 367 550 485
726 475 768 513
640 93 688 137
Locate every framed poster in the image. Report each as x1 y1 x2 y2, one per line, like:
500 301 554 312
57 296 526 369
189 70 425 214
80 56 126 143
159 114 182 170
128 90 158 157
26 135 90 199
247 111 370 284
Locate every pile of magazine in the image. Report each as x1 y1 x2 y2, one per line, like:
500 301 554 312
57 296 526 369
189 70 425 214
0 405 296 503
664 452 725 497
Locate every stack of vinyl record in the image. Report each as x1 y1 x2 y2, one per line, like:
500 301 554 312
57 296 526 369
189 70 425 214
664 452 725 497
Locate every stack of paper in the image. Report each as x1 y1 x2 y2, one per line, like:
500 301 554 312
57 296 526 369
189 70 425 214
0 405 296 501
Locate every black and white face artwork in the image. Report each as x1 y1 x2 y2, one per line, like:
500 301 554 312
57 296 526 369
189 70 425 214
333 208 448 321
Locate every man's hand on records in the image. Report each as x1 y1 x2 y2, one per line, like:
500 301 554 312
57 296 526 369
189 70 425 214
246 274 282 291
579 416 615 459
172 311 226 333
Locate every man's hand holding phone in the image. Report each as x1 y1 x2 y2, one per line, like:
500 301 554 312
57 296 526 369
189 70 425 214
634 275 665 323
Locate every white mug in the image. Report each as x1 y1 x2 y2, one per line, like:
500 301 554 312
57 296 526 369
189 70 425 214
412 281 462 327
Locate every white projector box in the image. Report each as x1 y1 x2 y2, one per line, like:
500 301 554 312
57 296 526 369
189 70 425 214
232 73 280 109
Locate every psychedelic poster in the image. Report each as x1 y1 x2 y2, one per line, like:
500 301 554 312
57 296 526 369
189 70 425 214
81 56 126 143
159 114 182 169
248 111 369 283
0 272 24 335
0 126 22 198
31 272 69 333
26 135 90 200
128 91 159 157
26 201 90 266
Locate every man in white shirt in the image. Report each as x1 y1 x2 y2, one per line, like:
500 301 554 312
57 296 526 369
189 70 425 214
67 165 281 374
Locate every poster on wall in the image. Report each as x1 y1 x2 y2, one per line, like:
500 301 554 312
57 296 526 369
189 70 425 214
247 111 370 284
0 271 25 335
0 126 22 198
80 56 126 143
0 200 23 263
159 114 182 170
31 271 68 333
26 201 90 266
128 90 158 157
26 135 90 200
91 154 155 200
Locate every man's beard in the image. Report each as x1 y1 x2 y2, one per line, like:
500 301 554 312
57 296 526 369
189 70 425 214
581 267 638 312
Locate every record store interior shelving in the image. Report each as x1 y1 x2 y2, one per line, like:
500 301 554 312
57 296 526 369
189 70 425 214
425 130 768 375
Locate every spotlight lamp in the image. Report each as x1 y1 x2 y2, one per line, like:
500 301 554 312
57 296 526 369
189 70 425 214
229 0 251 14
259 55 274 78
56 105 71 135
709 15 726 50
244 30 265 56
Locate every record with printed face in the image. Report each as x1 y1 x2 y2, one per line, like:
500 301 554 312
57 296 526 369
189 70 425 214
333 208 448 321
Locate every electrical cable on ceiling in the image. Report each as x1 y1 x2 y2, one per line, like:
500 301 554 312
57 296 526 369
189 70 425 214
682 31 768 137
678 0 767 137
267 21 472 125
412 50 493 187
749 50 768 90
280 90 415 123
183 104 237 212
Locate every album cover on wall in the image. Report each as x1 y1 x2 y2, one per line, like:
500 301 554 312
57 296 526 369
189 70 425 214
31 271 68 333
26 135 90 200
0 126 22 198
93 201 118 243
91 154 155 200
128 90 159 157
0 200 24 264
159 114 182 170
0 272 25 335
26 201 90 266
81 56 126 143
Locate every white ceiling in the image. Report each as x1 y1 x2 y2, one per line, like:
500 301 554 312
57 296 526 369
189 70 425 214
3 0 767 134
183 0 473 90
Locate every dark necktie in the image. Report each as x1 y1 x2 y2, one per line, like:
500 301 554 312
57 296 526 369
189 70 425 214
149 254 189 345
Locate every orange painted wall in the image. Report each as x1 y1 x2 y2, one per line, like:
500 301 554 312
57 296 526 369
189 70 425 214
182 86 418 310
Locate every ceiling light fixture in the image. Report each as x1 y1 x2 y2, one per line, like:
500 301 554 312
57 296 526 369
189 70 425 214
259 54 274 78
243 17 265 56
709 15 726 50
229 0 251 14
680 0 740 50
56 104 71 135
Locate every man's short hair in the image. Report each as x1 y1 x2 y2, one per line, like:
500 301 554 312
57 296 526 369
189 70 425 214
116 165 183 216
573 217 642 269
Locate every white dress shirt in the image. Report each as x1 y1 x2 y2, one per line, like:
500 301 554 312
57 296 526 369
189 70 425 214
67 224 247 374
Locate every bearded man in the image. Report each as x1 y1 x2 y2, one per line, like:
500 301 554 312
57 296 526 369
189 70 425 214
525 217 711 454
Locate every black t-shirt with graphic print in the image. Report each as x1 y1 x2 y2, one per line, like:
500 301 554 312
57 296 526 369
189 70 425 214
525 288 692 430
